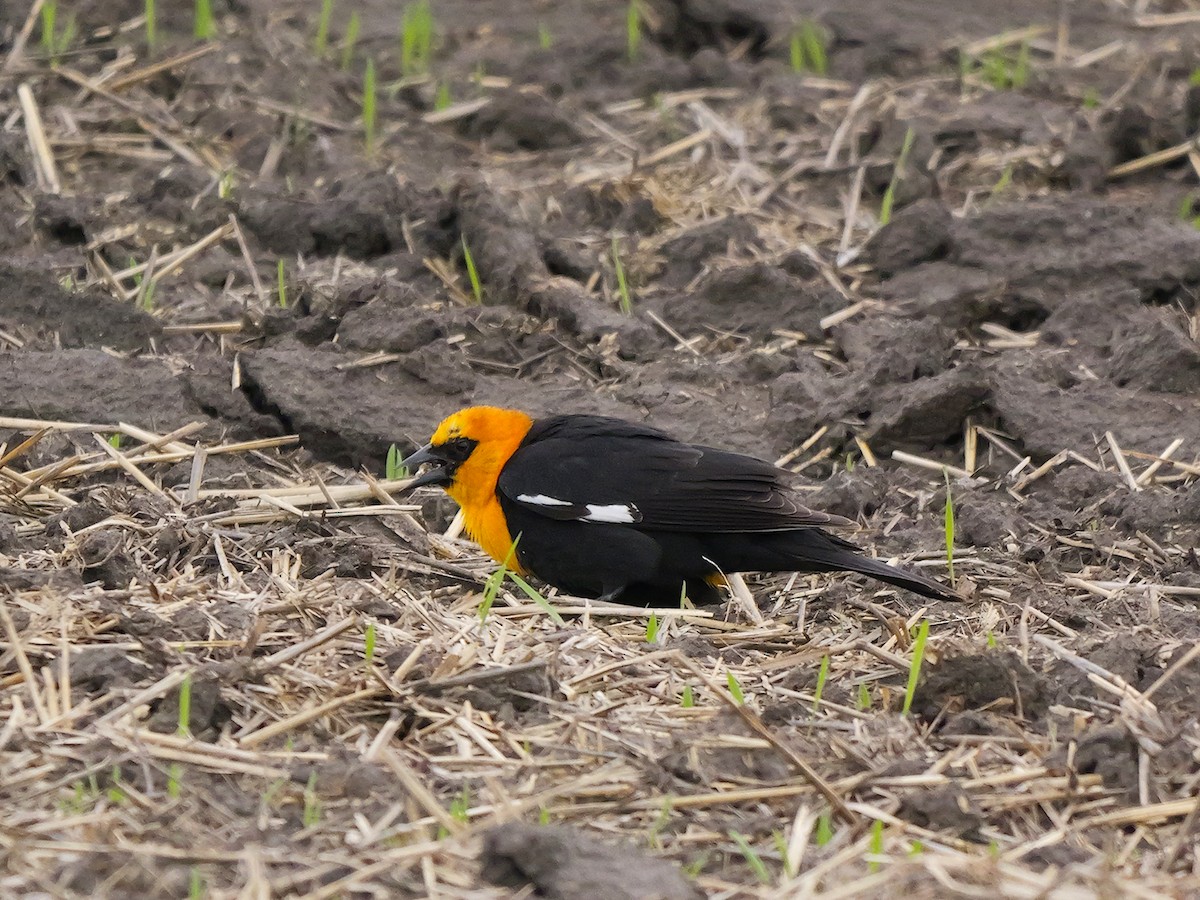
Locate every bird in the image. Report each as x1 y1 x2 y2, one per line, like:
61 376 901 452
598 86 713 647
402 406 957 605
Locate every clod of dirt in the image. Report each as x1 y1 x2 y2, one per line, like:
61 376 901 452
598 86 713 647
149 675 229 737
0 350 212 435
836 316 954 385
480 823 703 900
649 0 789 59
559 182 663 234
864 199 953 276
860 365 991 449
662 262 832 339
1103 105 1180 166
660 736 792 785
237 344 472 466
459 89 583 151
238 173 453 260
180 356 284 440
897 786 983 840
0 264 160 351
46 497 113 537
71 647 157 693
0 567 83 592
455 178 657 354
989 358 1200 460
76 529 140 590
1057 130 1112 193
1101 483 1200 535
806 467 893 521
954 493 1019 547
1073 726 1139 796
1106 311 1200 393
911 651 1049 722
338 299 466 354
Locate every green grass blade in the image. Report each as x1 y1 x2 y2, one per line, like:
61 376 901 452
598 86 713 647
901 619 930 716
729 831 771 884
461 236 483 303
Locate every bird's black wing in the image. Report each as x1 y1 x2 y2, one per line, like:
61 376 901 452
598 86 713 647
496 414 850 532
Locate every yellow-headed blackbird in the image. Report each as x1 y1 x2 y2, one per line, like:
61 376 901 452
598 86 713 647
404 406 956 604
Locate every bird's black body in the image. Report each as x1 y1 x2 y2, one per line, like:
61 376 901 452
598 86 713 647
493 414 954 605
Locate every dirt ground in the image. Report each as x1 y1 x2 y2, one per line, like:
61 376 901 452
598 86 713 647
3 0 1200 896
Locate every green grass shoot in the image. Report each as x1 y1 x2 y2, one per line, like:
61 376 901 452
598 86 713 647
901 619 930 716
986 630 997 649
507 572 564 624
811 654 830 712
857 682 871 710
992 163 1013 198
626 0 641 62
189 868 205 899
363 58 377 156
1191 67 1200 87
107 766 127 805
401 0 435 75
434 81 452 111
538 22 552 49
538 805 550 825
341 12 360 70
681 854 708 879
276 258 287 307
478 540 514 624
867 819 884 872
1082 87 1100 109
1178 195 1200 230
908 839 924 856
461 236 483 303
1012 41 1030 88
611 236 632 314
314 0 334 56
943 468 956 584
790 21 827 75
167 763 183 798
681 684 694 707
726 671 746 704
194 0 215 39
385 443 407 480
40 1 76 65
729 831 771 884
814 811 834 846
363 621 377 670
645 612 659 643
40 1 57 57
647 796 672 849
178 673 193 736
145 0 157 50
449 785 470 822
968 42 1032 91
108 433 122 449
879 126 915 226
771 830 794 879
302 771 321 826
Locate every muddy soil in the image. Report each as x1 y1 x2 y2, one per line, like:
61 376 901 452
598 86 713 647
4 0 1200 896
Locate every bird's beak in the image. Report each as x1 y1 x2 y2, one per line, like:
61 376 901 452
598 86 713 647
401 443 453 489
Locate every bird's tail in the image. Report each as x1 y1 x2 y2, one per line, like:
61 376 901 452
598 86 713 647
828 545 960 601
719 529 960 602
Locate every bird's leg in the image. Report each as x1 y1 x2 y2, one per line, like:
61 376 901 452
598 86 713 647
596 584 626 603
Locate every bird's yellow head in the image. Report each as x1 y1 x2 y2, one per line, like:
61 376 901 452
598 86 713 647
403 406 534 509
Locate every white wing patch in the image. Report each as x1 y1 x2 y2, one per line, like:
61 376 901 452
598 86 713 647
516 493 573 506
582 503 640 524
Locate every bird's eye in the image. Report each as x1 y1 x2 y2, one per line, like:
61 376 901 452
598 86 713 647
439 437 477 464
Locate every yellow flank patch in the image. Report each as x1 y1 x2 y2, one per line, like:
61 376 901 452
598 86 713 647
463 498 528 575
